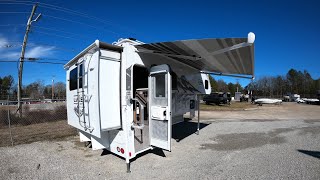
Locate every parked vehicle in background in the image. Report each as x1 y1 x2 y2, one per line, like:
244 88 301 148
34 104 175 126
240 94 249 102
203 92 228 105
226 92 231 103
296 98 305 104
290 94 300 102
283 95 290 102
254 98 282 106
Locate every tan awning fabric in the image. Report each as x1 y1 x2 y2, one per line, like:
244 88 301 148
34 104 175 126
135 37 254 76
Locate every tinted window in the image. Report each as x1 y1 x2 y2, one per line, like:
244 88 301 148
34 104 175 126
205 80 209 89
172 72 177 90
190 100 195 109
155 74 166 97
69 64 83 91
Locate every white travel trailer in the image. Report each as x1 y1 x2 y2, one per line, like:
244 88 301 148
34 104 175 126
64 33 255 172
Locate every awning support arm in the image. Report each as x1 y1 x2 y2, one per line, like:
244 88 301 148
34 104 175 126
201 71 254 80
210 42 253 56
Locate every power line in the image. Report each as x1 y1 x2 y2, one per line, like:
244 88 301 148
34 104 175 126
32 25 94 39
0 24 25 26
0 44 21 48
42 14 120 35
0 42 79 52
1 0 139 36
27 42 80 52
0 60 65 65
37 1 132 32
0 11 30 13
1 1 131 32
0 1 32 6
33 30 85 41
25 57 69 62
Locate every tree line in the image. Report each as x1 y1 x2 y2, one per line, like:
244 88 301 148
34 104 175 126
1 68 319 100
208 68 319 98
246 69 320 98
209 76 244 95
0 75 66 100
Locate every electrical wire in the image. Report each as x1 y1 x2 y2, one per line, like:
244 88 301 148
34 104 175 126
42 14 120 35
1 0 131 33
24 57 69 62
32 30 84 41
0 44 22 48
0 0 139 39
0 1 32 6
0 60 65 65
0 11 30 13
31 26 94 39
0 24 25 26
27 42 80 52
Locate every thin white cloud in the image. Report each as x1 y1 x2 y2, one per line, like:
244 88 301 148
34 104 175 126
0 37 9 46
0 51 20 59
0 35 55 59
25 46 55 58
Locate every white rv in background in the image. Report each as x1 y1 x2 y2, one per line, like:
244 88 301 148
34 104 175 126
64 33 255 172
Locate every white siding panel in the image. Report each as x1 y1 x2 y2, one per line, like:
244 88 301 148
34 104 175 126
99 58 121 130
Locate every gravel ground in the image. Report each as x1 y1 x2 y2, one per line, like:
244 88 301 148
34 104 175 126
0 102 319 180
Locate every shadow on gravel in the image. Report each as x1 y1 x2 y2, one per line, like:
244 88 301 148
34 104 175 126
200 128 294 151
130 148 166 163
100 147 166 163
297 149 320 159
172 120 210 142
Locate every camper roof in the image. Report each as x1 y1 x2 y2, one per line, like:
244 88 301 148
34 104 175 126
64 40 123 69
135 32 255 78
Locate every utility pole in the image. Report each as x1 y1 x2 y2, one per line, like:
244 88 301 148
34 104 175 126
236 78 239 92
52 76 55 101
17 4 41 116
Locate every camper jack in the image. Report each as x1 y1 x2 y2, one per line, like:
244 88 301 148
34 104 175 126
64 33 255 172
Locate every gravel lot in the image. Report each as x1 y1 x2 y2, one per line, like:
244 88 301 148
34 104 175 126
0 102 319 180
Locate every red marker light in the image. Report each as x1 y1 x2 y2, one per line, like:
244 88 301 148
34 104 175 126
129 152 131 157
120 148 124 154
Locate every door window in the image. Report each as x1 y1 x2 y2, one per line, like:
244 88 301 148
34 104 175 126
155 74 166 98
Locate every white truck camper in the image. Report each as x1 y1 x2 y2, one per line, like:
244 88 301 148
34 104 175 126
64 33 255 172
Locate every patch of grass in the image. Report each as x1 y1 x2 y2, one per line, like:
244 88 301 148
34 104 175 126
0 105 67 128
0 120 77 147
200 101 256 111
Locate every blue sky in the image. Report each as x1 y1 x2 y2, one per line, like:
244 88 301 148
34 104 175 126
0 0 319 87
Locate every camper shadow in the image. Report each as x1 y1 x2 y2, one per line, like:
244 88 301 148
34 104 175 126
297 149 320 159
172 119 210 142
100 120 209 161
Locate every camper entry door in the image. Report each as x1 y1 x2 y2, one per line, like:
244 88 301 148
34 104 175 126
148 64 172 151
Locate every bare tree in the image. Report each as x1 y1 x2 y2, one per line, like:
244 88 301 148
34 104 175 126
54 82 66 99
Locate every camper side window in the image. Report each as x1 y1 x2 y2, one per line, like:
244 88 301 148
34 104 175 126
69 64 83 91
155 74 166 98
205 80 209 90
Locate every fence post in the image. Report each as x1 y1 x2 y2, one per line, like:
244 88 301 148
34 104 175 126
7 96 14 146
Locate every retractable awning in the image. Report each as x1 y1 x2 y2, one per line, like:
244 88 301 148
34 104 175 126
135 32 255 79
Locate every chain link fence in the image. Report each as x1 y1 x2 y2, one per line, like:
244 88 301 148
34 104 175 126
0 99 77 147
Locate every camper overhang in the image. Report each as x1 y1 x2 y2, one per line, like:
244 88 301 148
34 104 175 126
63 40 123 69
